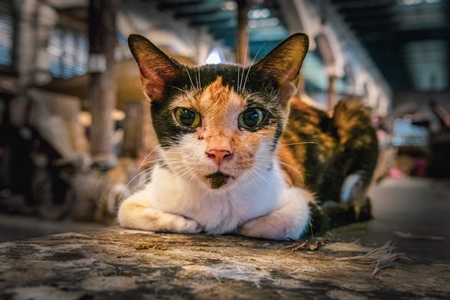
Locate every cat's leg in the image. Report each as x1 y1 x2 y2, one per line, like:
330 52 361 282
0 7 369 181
341 171 366 204
340 171 372 221
236 187 311 240
118 189 203 234
315 167 373 232
317 97 379 204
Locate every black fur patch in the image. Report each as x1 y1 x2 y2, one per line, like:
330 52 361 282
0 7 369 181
271 122 284 152
205 172 231 189
151 65 282 148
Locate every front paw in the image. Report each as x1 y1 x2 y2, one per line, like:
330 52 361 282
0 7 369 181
237 188 311 240
236 217 297 241
146 209 204 234
171 215 203 234
340 171 367 206
120 203 203 234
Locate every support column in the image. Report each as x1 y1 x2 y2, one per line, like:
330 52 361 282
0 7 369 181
327 75 337 111
121 102 143 158
88 0 117 168
235 0 252 65
16 0 57 85
16 0 37 84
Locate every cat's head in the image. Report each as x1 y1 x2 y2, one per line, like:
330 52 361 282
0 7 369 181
129 33 309 191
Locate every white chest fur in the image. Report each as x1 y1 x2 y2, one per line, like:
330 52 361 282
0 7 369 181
118 159 311 240
139 162 287 234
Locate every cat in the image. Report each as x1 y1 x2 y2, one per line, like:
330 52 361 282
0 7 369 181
118 33 378 240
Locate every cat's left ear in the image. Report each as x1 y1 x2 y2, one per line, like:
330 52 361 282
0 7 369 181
253 33 309 102
128 34 181 103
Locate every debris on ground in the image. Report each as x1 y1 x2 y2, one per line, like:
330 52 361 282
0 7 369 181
394 231 445 241
336 240 411 276
279 238 331 252
135 243 167 251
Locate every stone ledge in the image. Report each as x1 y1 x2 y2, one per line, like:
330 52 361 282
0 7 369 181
1 226 449 299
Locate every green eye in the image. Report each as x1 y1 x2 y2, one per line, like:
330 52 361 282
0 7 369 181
174 108 201 128
238 108 265 130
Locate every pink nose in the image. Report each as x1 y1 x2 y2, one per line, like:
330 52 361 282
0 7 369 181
206 149 233 165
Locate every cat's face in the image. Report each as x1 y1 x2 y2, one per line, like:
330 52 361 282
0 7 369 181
129 34 309 191
151 68 286 191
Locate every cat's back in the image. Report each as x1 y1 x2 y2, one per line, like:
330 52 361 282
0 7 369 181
279 96 378 195
278 98 337 190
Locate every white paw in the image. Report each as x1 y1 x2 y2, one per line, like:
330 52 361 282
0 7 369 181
237 218 291 241
236 187 311 241
172 215 203 234
121 206 204 234
340 171 367 206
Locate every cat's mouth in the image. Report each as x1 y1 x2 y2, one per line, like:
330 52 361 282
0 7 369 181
205 172 234 189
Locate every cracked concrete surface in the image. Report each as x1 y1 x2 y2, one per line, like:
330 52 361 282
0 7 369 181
0 228 449 299
1 178 449 299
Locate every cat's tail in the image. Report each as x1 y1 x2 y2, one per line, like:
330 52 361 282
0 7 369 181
331 96 379 183
332 96 373 145
334 96 379 213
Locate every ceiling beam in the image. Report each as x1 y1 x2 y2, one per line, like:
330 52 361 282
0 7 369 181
175 10 234 20
332 0 395 9
158 0 221 13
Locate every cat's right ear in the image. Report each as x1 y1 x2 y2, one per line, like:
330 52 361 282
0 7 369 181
253 33 309 103
128 34 180 102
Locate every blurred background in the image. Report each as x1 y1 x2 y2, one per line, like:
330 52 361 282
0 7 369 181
0 0 449 241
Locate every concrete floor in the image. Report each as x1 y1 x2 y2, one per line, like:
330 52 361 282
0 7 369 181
0 177 449 299
365 177 449 263
1 177 449 262
0 213 105 243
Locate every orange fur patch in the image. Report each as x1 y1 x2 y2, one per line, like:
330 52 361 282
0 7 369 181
169 77 281 179
197 77 244 152
278 97 337 192
278 141 305 188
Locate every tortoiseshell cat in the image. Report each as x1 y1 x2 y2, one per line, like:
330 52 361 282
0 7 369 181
118 33 378 240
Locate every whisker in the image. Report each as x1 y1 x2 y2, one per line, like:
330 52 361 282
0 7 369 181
243 91 266 103
237 65 241 93
177 166 195 180
239 42 249 91
254 157 305 187
168 85 189 95
252 161 273 172
282 142 319 147
201 186 210 197
196 66 201 90
278 162 304 184
137 159 160 169
184 66 196 90
124 166 154 193
179 168 201 190
139 150 156 168
228 189 240 206
250 166 273 187
121 170 153 200
168 85 198 104
248 173 263 196
243 42 265 91
236 40 241 92
126 165 154 187
166 163 200 185
187 169 200 187
255 158 301 174
138 148 162 170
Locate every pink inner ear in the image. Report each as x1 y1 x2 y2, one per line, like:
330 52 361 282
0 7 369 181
153 86 164 94
278 82 297 105
141 74 167 102
131 40 179 102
